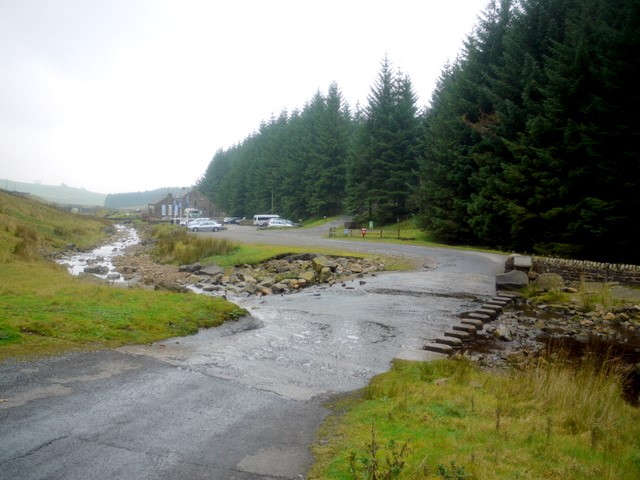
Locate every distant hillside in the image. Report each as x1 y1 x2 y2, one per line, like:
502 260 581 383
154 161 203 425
104 187 189 209
1 180 106 206
0 181 194 209
0 190 111 262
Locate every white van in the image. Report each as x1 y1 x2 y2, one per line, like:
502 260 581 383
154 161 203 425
253 214 280 226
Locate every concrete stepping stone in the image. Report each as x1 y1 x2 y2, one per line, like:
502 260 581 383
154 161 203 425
424 343 454 354
476 308 499 319
445 330 471 341
452 324 477 334
461 312 491 323
461 318 484 330
483 302 504 310
497 292 520 300
490 297 510 305
395 349 448 362
435 336 463 347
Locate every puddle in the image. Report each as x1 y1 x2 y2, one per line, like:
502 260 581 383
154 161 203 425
56 224 139 283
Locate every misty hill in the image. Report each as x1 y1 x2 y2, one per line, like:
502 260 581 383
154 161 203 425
1 180 107 206
104 188 190 209
1 180 193 209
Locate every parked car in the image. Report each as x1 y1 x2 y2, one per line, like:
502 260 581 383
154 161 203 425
184 217 210 227
189 221 224 232
266 218 297 228
223 217 242 224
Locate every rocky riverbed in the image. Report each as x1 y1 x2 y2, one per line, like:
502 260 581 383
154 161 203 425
109 230 385 297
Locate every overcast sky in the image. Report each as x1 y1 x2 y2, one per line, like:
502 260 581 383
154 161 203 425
1 0 487 194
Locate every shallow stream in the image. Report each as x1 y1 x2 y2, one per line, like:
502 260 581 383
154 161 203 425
56 224 139 283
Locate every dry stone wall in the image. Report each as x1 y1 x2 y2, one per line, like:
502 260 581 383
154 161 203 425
505 255 640 286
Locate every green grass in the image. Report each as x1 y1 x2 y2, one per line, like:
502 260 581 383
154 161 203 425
0 260 246 360
151 224 238 264
328 218 504 255
0 191 112 262
0 191 247 360
308 358 640 480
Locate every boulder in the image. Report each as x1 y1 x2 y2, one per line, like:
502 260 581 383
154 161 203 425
319 266 333 283
495 270 528 290
299 271 316 284
312 256 337 273
84 265 109 275
533 272 565 291
199 264 224 276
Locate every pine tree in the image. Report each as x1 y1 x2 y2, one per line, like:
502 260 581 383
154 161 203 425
347 56 421 225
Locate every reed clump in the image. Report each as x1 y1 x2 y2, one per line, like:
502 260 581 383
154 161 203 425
151 225 238 265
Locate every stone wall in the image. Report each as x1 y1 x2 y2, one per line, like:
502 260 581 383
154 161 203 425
505 255 640 287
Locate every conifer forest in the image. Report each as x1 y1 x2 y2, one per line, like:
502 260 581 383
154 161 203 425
198 0 640 264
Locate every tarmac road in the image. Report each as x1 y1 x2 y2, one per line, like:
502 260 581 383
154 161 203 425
0 224 506 479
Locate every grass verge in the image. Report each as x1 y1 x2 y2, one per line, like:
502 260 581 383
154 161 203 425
308 358 640 480
328 218 504 256
0 260 246 360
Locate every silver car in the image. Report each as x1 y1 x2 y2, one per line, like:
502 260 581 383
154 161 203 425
189 221 224 232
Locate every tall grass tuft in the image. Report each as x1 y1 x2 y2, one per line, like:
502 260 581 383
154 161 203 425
152 225 238 265
507 350 630 442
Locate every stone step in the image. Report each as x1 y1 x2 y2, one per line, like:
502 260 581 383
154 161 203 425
476 308 499 319
434 336 463 347
483 302 505 310
444 330 471 341
490 297 511 305
424 343 454 355
395 349 448 362
461 318 484 330
461 312 491 323
452 323 477 334
496 292 520 300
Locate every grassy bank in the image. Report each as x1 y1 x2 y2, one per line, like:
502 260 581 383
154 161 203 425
0 191 246 360
0 260 245 360
309 358 640 480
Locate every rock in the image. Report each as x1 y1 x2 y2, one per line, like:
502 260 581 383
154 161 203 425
492 326 513 341
299 271 316 284
257 286 272 296
513 255 532 269
312 256 337 273
242 283 257 294
350 263 363 273
319 266 333 283
533 273 565 291
496 270 529 290
83 265 109 275
196 263 224 277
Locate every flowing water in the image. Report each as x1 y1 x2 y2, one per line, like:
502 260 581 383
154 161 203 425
56 224 139 283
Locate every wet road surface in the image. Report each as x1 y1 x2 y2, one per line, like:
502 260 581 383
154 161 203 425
0 225 506 479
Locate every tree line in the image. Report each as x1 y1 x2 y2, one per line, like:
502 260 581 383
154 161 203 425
198 0 639 264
